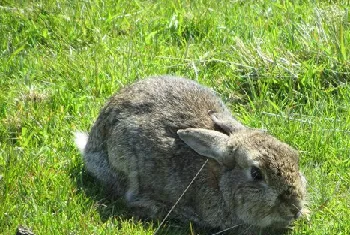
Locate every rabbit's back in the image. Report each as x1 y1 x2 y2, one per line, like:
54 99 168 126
107 76 230 129
107 76 230 152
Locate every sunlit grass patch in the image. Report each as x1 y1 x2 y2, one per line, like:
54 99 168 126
1 0 350 234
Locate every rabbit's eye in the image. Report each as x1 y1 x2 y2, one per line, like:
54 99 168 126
251 166 263 181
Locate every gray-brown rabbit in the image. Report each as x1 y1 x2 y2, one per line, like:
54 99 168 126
75 75 308 233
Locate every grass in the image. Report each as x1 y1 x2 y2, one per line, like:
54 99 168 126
0 0 350 234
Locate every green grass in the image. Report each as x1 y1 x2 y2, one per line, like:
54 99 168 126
1 0 350 234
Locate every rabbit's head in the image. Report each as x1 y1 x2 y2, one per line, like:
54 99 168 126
177 112 308 228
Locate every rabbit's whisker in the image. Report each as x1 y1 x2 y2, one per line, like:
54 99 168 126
153 159 209 235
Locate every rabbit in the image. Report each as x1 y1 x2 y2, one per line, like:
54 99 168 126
75 75 308 233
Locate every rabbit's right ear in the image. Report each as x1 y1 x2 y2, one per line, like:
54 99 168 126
208 110 245 135
177 128 229 165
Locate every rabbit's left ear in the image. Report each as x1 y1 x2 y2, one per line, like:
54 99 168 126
177 128 229 165
208 110 245 135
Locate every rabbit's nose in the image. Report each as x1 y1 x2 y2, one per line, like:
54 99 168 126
278 193 302 219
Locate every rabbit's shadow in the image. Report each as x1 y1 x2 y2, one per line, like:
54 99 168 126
71 165 125 220
78 170 129 221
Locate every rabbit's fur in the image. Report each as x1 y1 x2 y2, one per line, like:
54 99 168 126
75 76 307 232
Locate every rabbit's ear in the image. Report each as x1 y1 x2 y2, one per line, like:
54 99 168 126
178 128 229 164
208 110 245 135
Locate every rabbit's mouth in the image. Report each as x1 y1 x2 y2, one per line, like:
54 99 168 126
236 206 301 228
255 214 296 229
270 205 310 228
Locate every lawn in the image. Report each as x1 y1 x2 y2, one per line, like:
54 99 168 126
1 0 350 234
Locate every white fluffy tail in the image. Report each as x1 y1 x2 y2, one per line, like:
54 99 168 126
74 131 88 154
